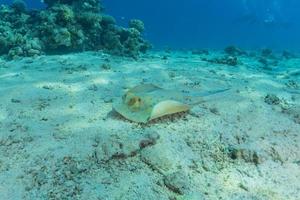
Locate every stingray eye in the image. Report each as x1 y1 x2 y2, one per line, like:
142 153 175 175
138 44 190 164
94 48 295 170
127 97 137 106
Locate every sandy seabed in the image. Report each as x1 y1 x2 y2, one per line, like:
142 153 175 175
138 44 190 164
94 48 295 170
0 50 299 200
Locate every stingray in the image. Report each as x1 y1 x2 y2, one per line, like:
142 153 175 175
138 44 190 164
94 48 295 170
113 84 229 123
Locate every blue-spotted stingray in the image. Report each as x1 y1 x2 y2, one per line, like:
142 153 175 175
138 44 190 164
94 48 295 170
113 84 229 123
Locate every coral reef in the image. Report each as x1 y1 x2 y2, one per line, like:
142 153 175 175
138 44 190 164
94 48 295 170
282 50 297 59
129 19 145 33
261 48 273 58
0 0 150 59
224 45 247 56
11 0 27 13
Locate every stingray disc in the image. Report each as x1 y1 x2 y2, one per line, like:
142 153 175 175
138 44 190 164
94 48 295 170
113 84 191 123
149 100 190 121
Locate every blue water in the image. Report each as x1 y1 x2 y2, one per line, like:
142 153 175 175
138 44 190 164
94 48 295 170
2 0 300 50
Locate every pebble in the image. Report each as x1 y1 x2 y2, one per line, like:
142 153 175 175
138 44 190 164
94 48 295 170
264 94 281 105
164 171 191 195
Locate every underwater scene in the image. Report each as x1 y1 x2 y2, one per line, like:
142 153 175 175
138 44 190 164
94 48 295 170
0 0 300 199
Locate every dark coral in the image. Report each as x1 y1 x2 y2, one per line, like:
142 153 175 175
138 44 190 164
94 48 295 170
261 48 273 58
264 94 281 105
11 0 27 13
282 50 297 59
205 56 239 66
224 45 247 56
129 19 145 33
0 0 150 59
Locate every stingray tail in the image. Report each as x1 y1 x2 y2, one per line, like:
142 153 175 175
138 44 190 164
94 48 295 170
199 88 230 96
189 88 230 106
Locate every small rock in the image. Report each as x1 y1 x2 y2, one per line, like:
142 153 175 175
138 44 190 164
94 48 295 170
140 136 195 174
164 171 191 195
224 46 246 56
101 63 111 70
88 84 98 91
264 94 281 105
168 71 176 78
285 80 299 90
162 55 168 60
261 48 273 58
294 160 300 166
282 50 296 59
94 130 159 163
228 144 265 164
209 56 239 66
42 85 54 90
258 57 268 66
209 107 219 115
225 56 239 66
103 96 113 103
139 132 160 148
282 105 300 124
11 98 21 103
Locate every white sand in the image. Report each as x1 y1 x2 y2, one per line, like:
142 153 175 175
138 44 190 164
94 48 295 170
0 51 299 199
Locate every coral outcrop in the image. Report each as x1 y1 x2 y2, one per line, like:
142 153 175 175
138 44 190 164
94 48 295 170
224 45 247 56
0 0 151 59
